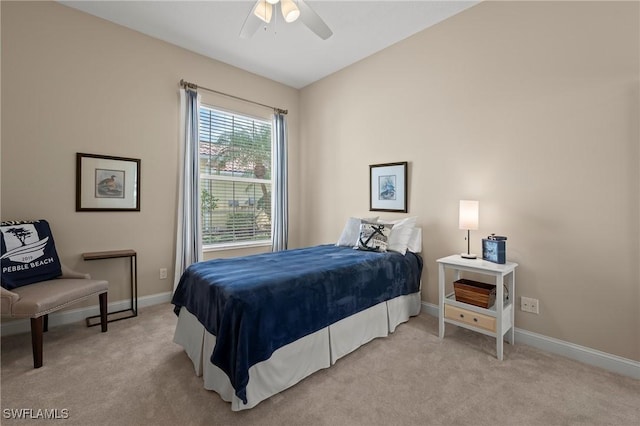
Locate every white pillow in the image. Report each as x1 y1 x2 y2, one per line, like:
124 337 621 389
377 217 417 255
336 216 378 247
407 227 422 253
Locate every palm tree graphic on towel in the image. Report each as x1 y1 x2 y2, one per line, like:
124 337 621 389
0 223 48 263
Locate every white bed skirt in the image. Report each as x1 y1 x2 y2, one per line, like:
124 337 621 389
173 292 422 411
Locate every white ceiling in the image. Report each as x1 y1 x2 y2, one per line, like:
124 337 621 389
59 1 479 89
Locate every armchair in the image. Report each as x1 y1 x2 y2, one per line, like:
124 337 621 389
1 264 108 368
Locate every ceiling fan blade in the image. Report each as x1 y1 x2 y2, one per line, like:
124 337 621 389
297 0 333 40
239 2 263 39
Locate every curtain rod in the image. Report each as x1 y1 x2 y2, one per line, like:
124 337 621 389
180 79 288 115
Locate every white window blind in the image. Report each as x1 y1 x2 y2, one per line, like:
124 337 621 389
199 105 272 247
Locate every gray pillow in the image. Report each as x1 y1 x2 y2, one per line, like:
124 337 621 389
354 223 393 252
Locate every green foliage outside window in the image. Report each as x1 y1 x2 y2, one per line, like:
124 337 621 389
200 106 272 246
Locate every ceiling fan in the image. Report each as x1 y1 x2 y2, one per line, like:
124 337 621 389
240 0 333 40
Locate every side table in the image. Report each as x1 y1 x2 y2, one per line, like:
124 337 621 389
437 254 518 360
83 249 138 326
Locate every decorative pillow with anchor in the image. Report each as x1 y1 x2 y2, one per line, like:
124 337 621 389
354 223 393 252
1 220 62 290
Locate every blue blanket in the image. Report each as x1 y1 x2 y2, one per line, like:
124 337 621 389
171 244 423 404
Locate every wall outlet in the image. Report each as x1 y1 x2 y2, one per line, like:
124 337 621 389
521 296 539 314
159 268 168 280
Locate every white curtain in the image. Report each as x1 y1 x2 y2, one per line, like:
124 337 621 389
271 112 288 252
174 88 202 292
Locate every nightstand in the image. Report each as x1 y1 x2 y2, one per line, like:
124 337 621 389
437 255 518 360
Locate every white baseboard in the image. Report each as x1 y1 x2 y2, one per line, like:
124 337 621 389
0 291 173 337
421 301 640 380
421 301 439 318
4 297 637 380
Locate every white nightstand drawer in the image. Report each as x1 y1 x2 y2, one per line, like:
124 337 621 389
445 304 496 332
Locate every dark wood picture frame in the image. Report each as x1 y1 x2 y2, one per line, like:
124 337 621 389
76 153 141 212
369 161 408 213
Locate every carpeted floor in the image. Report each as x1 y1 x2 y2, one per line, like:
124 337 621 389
1 303 638 426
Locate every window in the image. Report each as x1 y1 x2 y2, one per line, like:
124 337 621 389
199 105 272 248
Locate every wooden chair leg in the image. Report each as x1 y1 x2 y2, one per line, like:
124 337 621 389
43 314 49 333
99 292 108 333
30 317 44 368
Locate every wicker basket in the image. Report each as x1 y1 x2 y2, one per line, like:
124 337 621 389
453 279 496 308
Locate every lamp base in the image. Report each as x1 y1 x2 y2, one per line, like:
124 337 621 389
460 253 477 259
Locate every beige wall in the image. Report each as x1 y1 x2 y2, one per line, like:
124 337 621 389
300 1 639 361
2 1 638 362
0 1 300 304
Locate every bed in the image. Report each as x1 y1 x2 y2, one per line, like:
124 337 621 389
172 225 423 411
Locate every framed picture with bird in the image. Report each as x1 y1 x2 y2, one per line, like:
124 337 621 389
76 153 140 211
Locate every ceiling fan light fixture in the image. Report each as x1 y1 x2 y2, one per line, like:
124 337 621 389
281 0 300 23
253 0 273 23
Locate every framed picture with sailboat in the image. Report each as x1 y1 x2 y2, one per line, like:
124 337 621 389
369 161 408 212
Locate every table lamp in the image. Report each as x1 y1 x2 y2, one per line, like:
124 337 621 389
459 200 479 259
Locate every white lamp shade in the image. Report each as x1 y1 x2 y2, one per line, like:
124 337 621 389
254 0 273 23
266 0 280 4
281 0 300 23
459 200 479 230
